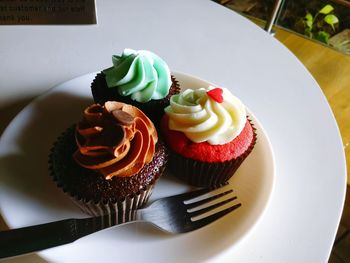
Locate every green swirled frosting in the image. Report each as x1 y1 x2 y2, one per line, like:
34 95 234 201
103 49 172 103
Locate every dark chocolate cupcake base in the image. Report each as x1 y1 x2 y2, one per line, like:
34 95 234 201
91 72 180 125
70 183 154 222
49 126 168 218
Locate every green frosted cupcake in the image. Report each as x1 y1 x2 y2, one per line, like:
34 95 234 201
91 49 180 125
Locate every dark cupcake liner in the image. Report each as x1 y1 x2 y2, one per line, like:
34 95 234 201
68 183 155 223
91 72 180 125
48 126 168 221
168 120 257 187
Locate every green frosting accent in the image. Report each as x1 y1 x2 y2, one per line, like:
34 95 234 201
103 49 172 103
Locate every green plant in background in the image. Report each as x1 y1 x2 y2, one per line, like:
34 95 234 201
302 4 339 44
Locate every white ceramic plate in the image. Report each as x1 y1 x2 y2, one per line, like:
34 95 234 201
0 72 275 262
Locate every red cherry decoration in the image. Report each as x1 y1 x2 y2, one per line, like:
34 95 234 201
207 87 224 103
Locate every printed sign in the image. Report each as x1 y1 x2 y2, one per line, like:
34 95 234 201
0 0 96 25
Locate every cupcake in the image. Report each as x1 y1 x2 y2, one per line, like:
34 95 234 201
91 48 180 124
49 101 168 221
161 86 256 187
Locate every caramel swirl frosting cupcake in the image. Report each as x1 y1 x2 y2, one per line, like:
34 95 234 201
49 102 168 219
74 102 157 179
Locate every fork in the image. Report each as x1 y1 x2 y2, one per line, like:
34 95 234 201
0 184 241 258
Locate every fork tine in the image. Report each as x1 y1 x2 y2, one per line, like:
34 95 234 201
189 203 242 231
186 189 233 209
173 182 229 201
176 188 212 200
189 196 237 218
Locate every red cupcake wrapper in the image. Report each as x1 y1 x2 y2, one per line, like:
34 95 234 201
168 120 257 187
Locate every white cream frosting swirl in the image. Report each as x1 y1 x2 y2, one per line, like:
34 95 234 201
164 86 246 145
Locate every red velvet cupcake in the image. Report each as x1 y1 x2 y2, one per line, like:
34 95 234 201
161 86 256 187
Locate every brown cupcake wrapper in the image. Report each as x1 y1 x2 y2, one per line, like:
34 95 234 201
91 73 180 126
69 183 154 223
168 119 257 187
48 126 167 222
49 160 158 220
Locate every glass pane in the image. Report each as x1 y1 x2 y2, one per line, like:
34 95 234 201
216 0 275 22
216 0 350 55
277 0 350 55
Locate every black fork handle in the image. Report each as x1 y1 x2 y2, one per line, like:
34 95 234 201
0 216 109 259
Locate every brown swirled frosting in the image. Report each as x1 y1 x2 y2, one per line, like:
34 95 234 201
73 101 158 179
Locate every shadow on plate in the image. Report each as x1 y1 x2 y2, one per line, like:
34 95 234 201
0 96 36 137
0 91 92 215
